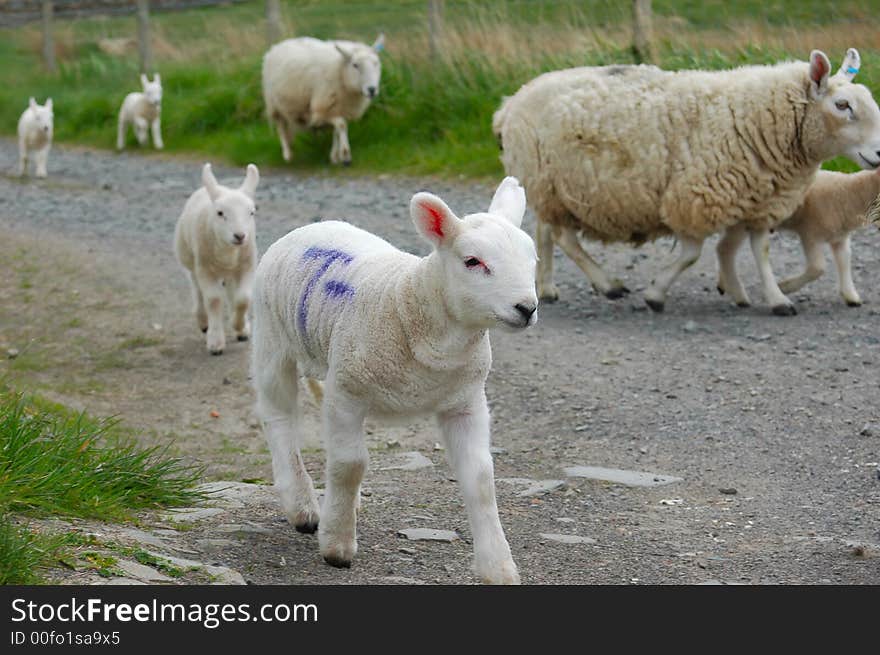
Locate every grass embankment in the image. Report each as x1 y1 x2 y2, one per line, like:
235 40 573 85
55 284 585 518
0 388 203 584
0 0 877 177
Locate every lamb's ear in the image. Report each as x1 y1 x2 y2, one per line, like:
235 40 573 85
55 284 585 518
140 73 148 88
239 164 259 199
411 192 460 248
153 73 161 86
45 98 52 111
372 33 385 53
488 176 526 228
28 97 36 111
202 163 221 202
809 50 831 98
837 48 860 81
335 44 352 62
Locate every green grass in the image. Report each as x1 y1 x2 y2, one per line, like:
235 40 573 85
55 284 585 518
2 1 878 177
0 388 205 584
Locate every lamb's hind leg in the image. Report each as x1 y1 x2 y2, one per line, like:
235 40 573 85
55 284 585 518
275 118 293 162
778 233 825 297
749 228 796 316
716 224 752 307
644 235 703 312
830 235 861 307
254 354 321 534
553 224 630 299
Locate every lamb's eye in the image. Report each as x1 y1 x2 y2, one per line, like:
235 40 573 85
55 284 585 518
353 63 360 70
217 210 224 218
835 100 851 112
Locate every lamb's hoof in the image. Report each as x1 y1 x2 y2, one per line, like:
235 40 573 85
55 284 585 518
736 301 751 308
295 520 319 535
209 348 224 356
645 298 665 313
846 299 863 307
342 160 352 167
323 554 352 569
200 327 208 334
538 285 560 302
771 303 797 316
604 285 630 300
716 285 725 296
236 334 249 342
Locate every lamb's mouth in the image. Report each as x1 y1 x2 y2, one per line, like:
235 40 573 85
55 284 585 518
858 152 880 168
498 316 530 329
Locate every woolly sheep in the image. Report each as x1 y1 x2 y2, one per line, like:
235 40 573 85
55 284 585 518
17 97 53 178
251 177 538 584
493 48 880 315
262 34 384 165
717 167 880 308
174 163 260 355
117 74 164 151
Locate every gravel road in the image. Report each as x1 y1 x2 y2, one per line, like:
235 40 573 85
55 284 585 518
1 139 878 584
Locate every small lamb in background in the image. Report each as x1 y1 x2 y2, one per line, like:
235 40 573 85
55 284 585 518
18 97 53 178
117 73 164 151
251 177 537 584
717 168 880 307
174 163 259 355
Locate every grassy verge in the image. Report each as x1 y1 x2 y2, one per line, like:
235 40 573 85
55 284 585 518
0 1 877 177
0 387 204 584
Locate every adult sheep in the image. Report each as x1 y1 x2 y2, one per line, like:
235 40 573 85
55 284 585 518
493 49 880 315
262 34 384 166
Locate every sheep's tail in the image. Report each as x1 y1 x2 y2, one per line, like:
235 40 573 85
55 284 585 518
305 378 324 404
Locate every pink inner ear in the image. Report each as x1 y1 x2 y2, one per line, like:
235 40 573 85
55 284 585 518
811 56 829 83
421 203 445 238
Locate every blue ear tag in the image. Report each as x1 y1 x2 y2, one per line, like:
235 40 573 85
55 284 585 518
375 43 385 53
847 66 859 75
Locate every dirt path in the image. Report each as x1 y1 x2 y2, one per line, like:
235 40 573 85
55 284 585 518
1 139 878 584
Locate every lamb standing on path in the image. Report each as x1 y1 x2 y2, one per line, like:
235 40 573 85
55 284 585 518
717 167 880 308
117 74 164 151
174 163 259 355
251 177 537 584
494 48 880 315
17 97 53 178
262 35 383 165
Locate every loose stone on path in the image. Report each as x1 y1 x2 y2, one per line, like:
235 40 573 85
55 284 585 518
564 465 683 488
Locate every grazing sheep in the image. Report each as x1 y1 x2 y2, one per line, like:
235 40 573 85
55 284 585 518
174 163 259 355
262 34 384 165
117 74 163 151
251 177 537 584
494 48 880 315
717 167 880 308
17 97 53 178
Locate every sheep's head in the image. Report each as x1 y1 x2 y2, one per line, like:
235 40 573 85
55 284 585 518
28 97 53 135
140 73 163 107
201 163 259 247
411 177 538 331
335 35 383 100
803 49 880 169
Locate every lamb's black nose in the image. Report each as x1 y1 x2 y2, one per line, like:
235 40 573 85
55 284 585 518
233 233 246 244
514 303 536 320
367 86 377 98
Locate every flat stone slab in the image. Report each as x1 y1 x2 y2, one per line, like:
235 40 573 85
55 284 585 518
539 533 597 545
563 465 682 488
100 577 146 585
160 507 226 522
215 523 273 535
379 576 427 585
196 481 271 509
144 551 246 585
498 478 566 497
397 528 459 543
115 559 172 583
382 451 434 471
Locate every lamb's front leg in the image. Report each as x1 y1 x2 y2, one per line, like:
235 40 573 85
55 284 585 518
17 138 27 176
34 144 50 178
438 398 520 585
716 224 752 307
196 273 226 354
749 228 796 315
134 117 149 146
151 116 163 149
318 390 367 568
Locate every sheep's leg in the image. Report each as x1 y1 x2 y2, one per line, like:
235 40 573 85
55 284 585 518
117 113 126 150
275 118 292 162
197 273 227 354
329 117 351 166
187 271 208 333
330 127 340 164
535 220 559 301
748 228 796 316
438 400 519 585
716 224 752 307
830 235 861 307
17 138 27 176
34 144 49 178
318 388 367 568
228 271 253 341
134 117 149 146
254 352 320 533
644 236 703 312
552 224 629 299
151 117 163 149
778 233 825 296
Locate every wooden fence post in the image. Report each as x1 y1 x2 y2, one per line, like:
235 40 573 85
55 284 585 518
428 0 444 60
266 0 283 46
136 0 154 74
41 0 56 73
632 0 654 64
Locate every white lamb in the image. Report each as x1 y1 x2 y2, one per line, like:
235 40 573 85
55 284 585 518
717 167 880 308
251 177 537 584
174 163 259 355
262 34 384 165
494 48 880 315
17 97 53 178
117 73 164 151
